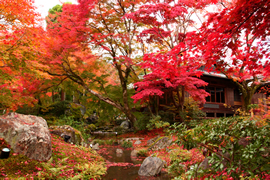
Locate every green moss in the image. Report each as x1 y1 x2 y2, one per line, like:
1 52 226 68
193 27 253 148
0 134 106 179
74 128 83 145
0 138 43 179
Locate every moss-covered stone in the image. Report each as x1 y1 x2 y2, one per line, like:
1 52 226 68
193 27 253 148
148 136 172 151
49 125 84 146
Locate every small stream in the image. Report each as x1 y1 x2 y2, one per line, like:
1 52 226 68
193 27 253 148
100 146 171 180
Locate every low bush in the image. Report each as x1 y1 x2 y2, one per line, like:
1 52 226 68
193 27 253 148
137 149 148 157
121 141 133 148
171 116 270 179
168 148 192 177
41 101 70 117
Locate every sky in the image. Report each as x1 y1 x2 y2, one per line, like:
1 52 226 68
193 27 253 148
34 0 77 22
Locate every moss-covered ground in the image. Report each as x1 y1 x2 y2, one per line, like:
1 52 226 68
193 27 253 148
0 134 106 179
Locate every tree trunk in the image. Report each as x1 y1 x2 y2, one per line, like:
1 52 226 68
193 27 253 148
242 90 254 115
240 85 259 115
61 89 65 101
52 89 55 103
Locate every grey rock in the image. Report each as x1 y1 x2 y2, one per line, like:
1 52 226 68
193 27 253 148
147 136 160 146
148 136 172 151
125 137 143 141
134 140 142 145
198 157 210 170
120 120 130 130
131 149 138 157
138 156 164 176
92 143 99 150
198 151 230 171
0 113 51 161
49 125 84 145
116 148 123 154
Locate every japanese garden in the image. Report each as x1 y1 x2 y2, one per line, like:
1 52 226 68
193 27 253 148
0 0 270 179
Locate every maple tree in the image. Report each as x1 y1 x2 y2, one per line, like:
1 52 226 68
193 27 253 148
82 0 151 127
125 0 215 116
41 0 151 128
0 0 44 111
194 0 270 112
45 3 76 102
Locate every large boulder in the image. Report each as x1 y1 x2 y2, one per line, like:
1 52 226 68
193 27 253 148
49 125 84 145
138 156 164 176
0 113 52 161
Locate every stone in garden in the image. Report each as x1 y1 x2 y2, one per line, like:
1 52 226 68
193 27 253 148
86 114 98 124
125 137 142 141
198 151 230 171
92 143 99 150
0 113 52 161
198 157 210 170
138 156 164 176
147 136 160 146
131 149 138 157
148 136 172 151
50 125 84 145
116 148 123 154
134 140 141 145
120 120 130 130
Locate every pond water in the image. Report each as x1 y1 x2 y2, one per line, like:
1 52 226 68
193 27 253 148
100 146 171 180
103 166 171 180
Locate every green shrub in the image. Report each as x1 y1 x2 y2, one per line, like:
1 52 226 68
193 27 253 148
66 103 84 121
41 101 70 117
146 115 170 130
113 126 125 134
168 148 192 177
105 139 115 145
137 149 148 157
171 116 270 179
121 141 133 148
134 112 151 131
92 139 105 145
159 111 175 125
177 97 206 123
85 124 96 133
47 115 89 141
16 104 40 115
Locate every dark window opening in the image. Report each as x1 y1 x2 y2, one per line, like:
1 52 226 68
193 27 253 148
217 113 224 117
234 89 242 102
206 113 215 117
226 114 234 117
205 87 225 103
